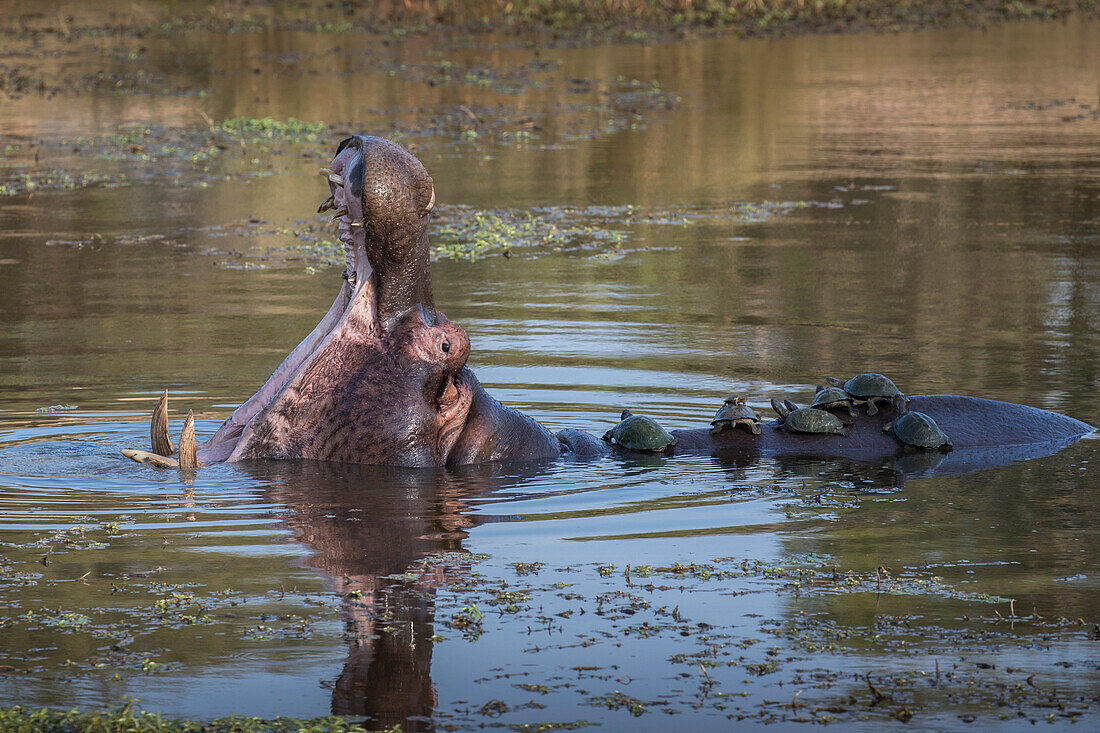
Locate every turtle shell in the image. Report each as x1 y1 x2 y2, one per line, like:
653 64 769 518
712 400 762 434
838 373 903 399
713 401 758 423
887 411 951 450
603 414 676 452
783 407 848 435
812 386 852 409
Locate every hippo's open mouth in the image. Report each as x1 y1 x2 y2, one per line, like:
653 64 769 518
128 135 563 469
188 136 467 466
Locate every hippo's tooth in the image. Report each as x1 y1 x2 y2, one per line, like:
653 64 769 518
319 167 346 186
151 389 175 456
317 194 335 213
329 205 349 222
179 410 198 470
121 449 179 469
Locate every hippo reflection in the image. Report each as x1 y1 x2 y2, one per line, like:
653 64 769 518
124 136 1093 471
266 462 496 728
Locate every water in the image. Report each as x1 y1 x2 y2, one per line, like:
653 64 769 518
1 5 1098 728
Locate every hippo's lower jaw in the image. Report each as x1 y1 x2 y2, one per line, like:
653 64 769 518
193 139 390 459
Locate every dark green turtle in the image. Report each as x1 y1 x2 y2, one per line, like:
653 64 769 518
771 398 848 436
812 385 856 416
711 395 762 435
883 411 952 452
603 410 677 453
826 373 908 416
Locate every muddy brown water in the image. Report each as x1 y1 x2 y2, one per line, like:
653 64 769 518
1 5 1098 729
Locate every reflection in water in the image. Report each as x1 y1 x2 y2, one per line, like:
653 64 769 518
0 421 1097 725
263 461 549 726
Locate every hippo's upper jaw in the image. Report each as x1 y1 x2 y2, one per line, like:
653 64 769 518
325 135 437 332
182 137 444 465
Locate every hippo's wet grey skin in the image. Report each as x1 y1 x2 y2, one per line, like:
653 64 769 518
131 136 1093 472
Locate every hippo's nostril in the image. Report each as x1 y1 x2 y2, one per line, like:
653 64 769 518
442 340 450 354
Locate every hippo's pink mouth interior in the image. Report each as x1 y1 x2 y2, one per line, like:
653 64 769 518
322 143 373 308
435 370 473 460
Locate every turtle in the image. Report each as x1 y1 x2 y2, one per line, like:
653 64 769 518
603 410 677 453
811 385 856 417
711 395 763 435
770 398 848 436
883 411 952 452
825 373 908 416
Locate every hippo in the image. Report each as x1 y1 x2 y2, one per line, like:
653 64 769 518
124 136 1093 471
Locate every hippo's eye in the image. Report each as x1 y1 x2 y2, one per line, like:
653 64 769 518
441 340 451 354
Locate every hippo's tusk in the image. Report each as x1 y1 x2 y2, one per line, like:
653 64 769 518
321 167 346 186
122 449 179 469
317 194 336 213
329 205 349 222
179 410 198 469
151 389 174 456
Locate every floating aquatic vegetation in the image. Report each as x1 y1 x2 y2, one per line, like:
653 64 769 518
384 57 561 95
0 703 394 732
433 206 632 260
34 404 78 413
185 195 854 271
0 512 1096 727
19 0 1082 47
65 117 327 165
373 548 1100 727
0 118 328 197
0 169 124 196
996 97 1100 122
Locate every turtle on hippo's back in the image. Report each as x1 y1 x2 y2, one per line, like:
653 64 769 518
884 411 953 452
603 410 677 453
811 385 856 416
826 373 908 416
711 395 763 435
771 398 848 437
